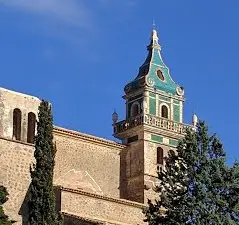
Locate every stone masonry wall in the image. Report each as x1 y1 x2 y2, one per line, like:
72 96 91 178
0 88 142 225
0 88 40 141
61 188 146 225
53 128 123 198
143 131 177 203
0 138 34 224
124 140 144 203
0 130 124 224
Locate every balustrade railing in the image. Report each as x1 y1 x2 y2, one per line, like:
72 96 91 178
113 114 191 135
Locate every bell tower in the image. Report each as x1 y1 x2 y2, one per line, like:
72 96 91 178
113 29 194 203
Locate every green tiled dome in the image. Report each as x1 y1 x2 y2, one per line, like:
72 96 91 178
124 30 183 96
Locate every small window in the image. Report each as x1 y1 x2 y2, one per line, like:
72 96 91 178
156 69 165 81
161 105 168 119
13 108 22 141
157 147 164 165
27 112 36 144
131 103 139 117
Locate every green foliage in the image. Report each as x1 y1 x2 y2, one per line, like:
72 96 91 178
28 100 63 225
144 121 239 225
0 186 14 225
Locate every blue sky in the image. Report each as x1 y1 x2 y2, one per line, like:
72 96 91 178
0 0 238 163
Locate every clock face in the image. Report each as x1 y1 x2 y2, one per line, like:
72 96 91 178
176 86 184 96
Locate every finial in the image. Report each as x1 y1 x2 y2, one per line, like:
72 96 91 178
150 18 159 47
151 29 159 46
192 113 198 127
112 109 118 125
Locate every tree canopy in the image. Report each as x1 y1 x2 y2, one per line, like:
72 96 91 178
144 121 239 225
28 100 62 225
0 186 14 225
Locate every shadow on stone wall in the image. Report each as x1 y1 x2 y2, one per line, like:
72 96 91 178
18 185 30 225
119 149 128 200
54 186 62 212
63 213 101 225
18 185 62 225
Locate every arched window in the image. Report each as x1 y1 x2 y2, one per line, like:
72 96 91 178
161 105 169 119
131 103 139 117
13 108 22 141
157 147 164 165
27 112 36 144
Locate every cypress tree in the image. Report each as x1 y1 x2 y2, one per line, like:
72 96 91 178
0 186 14 225
144 121 239 225
28 100 62 225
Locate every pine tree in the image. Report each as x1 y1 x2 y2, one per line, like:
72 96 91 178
28 100 62 225
144 121 239 225
0 186 14 225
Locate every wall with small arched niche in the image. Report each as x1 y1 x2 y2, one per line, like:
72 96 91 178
0 87 40 142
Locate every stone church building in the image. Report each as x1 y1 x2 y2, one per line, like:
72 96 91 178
0 29 195 225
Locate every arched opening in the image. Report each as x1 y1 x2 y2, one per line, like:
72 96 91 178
161 105 169 119
27 112 36 144
13 108 22 141
157 147 164 165
131 103 139 117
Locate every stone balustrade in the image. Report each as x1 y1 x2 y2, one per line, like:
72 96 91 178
113 114 192 135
